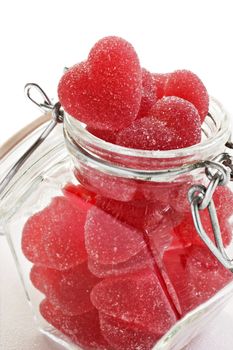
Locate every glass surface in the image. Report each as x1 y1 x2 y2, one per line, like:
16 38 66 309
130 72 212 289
1 99 233 350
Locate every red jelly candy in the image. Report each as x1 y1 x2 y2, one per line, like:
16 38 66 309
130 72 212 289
163 247 190 315
116 116 177 150
86 127 117 144
88 248 153 278
137 68 157 118
139 176 194 212
168 177 194 213
164 246 233 315
40 300 112 349
152 73 169 99
96 195 165 232
213 186 233 220
164 70 209 122
85 206 146 265
174 211 232 247
185 246 233 309
21 214 49 266
58 36 142 130
91 269 177 334
148 96 202 148
31 262 100 315
75 166 137 202
100 312 160 350
22 196 87 270
174 186 233 247
63 183 96 205
136 181 174 204
146 210 179 258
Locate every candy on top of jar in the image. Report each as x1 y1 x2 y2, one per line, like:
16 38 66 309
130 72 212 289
136 68 158 119
164 69 209 122
58 36 142 131
115 97 201 150
58 35 209 150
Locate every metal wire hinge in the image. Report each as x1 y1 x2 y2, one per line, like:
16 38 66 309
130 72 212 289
188 150 233 272
0 84 64 196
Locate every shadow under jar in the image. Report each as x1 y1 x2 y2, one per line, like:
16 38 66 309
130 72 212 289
1 97 233 350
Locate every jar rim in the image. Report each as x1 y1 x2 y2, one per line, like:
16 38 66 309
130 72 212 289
64 97 231 161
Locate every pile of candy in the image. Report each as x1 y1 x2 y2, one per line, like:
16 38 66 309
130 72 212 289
58 36 209 150
21 36 233 350
22 183 233 349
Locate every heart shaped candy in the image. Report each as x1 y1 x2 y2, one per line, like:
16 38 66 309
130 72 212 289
58 36 142 130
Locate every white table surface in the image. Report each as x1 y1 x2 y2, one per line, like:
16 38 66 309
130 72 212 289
1 235 233 350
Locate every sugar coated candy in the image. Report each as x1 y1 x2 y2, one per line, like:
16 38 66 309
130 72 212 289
96 195 165 231
163 246 233 315
137 68 158 118
152 73 169 99
75 166 137 202
22 196 88 270
40 300 112 349
100 312 160 350
58 36 142 130
174 186 233 247
164 70 209 122
85 206 146 265
86 127 117 143
31 262 100 315
116 116 177 150
91 269 177 334
88 248 153 278
21 212 49 266
63 183 96 205
116 96 201 150
148 96 202 148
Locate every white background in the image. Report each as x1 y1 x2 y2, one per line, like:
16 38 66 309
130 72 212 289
1 1 233 349
1 0 233 143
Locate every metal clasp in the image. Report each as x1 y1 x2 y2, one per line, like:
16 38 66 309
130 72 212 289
188 148 233 272
0 84 64 196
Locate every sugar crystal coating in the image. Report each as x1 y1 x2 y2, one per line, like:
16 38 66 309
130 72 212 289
63 183 96 205
75 166 137 202
152 73 170 99
21 213 49 266
88 248 153 278
31 262 100 315
58 36 142 130
137 68 158 118
173 186 233 247
148 96 202 148
22 196 88 270
96 195 166 231
85 206 146 265
100 312 160 350
42 197 88 270
87 127 117 143
116 116 178 150
40 300 112 349
164 70 209 122
91 269 177 334
163 246 233 314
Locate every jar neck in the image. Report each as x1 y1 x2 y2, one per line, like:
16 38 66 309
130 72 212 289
64 97 231 182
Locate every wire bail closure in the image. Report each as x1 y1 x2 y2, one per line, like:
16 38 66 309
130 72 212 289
188 151 233 272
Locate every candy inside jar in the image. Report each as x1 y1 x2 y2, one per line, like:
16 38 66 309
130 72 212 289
1 36 233 350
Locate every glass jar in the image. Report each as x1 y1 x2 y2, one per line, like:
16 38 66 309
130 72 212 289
1 97 233 350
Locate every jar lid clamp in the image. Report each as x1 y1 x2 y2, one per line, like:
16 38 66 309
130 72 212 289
1 83 233 272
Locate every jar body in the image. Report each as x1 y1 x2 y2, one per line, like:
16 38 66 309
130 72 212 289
1 101 233 350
